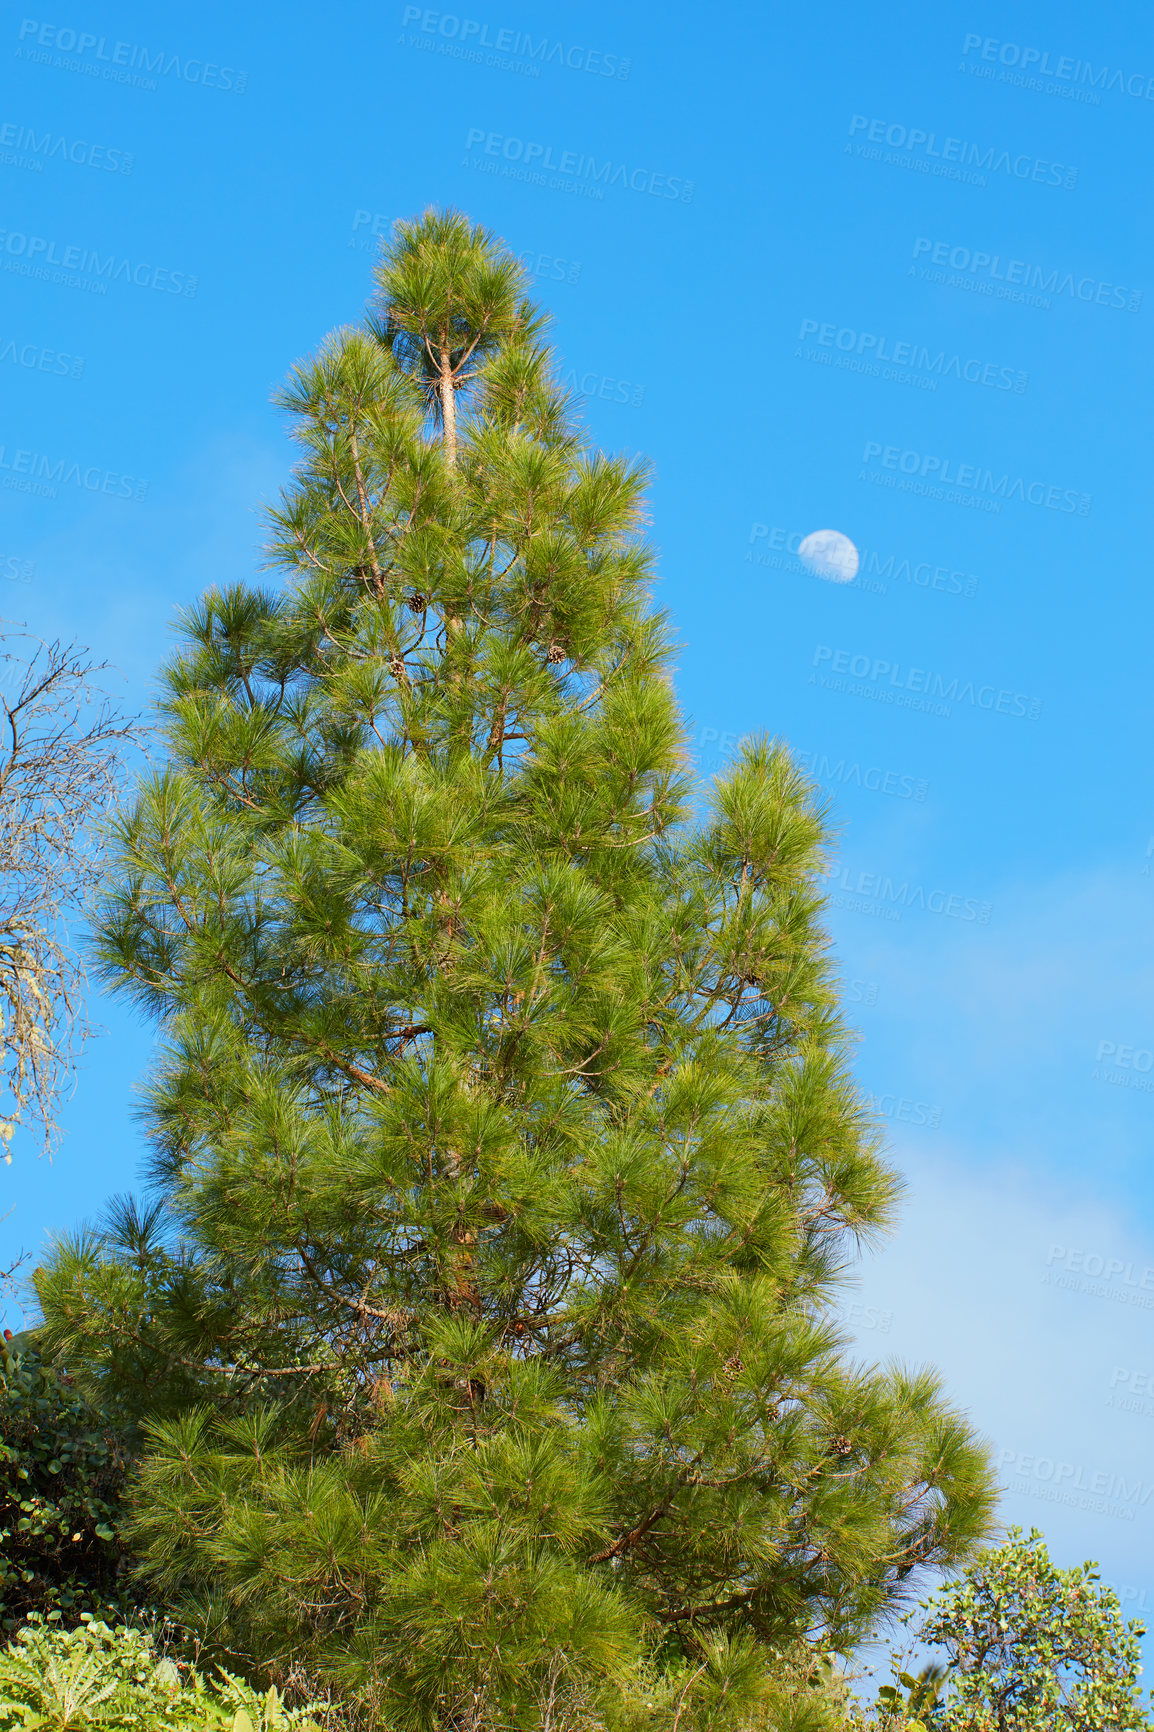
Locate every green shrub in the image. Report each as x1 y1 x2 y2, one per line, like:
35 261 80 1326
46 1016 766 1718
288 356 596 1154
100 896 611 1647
0 1336 138 1633
917 1527 1150 1730
0 1618 322 1732
845 1527 1152 1731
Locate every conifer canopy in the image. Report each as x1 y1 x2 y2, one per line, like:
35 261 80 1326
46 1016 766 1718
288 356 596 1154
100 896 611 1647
36 210 995 1732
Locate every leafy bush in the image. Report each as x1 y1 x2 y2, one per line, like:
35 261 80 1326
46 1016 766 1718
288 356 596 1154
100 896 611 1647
0 1336 139 1633
847 1528 1152 1731
919 1527 1149 1730
0 1618 323 1732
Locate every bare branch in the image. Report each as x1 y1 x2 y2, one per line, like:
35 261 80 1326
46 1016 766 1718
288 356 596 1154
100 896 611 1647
0 629 141 1159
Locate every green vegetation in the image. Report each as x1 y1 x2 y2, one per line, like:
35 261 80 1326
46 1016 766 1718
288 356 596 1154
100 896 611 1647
0 1618 320 1732
0 1337 136 1633
25 209 1003 1729
849 1529 1151 1731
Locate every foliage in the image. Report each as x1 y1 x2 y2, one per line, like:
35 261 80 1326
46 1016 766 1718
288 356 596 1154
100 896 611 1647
919 1527 1150 1730
844 1529 1152 1731
843 1664 945 1732
34 209 996 1730
0 634 138 1159
0 1337 138 1635
0 1617 321 1731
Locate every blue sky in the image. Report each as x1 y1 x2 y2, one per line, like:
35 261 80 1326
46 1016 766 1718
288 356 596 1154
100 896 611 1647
2 0 1153 1660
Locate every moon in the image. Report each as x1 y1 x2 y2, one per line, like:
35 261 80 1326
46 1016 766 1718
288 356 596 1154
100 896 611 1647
798 529 859 584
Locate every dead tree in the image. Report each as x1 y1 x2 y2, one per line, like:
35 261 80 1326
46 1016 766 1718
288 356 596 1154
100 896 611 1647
0 633 138 1159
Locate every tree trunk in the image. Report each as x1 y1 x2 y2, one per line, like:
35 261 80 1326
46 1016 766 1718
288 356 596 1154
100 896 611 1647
439 341 456 465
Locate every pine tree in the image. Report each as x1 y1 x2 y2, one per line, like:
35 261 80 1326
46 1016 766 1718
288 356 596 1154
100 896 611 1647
34 210 995 1732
